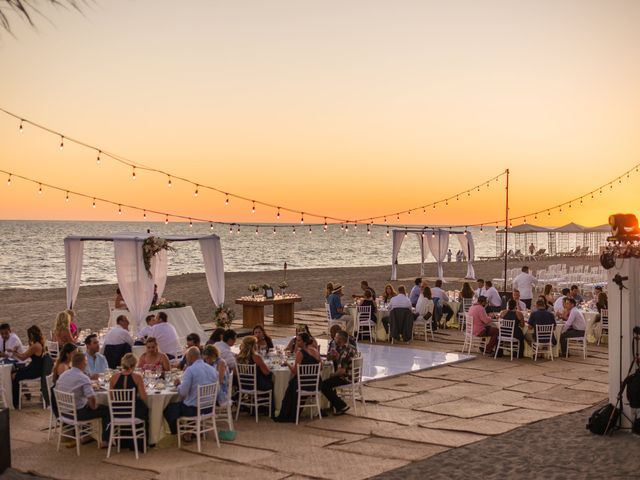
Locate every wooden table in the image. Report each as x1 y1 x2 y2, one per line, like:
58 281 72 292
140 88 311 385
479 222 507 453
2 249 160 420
235 295 302 328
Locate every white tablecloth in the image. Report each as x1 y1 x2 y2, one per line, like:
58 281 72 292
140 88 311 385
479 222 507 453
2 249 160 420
270 362 333 416
0 364 13 409
109 306 206 343
346 306 388 341
580 310 600 344
522 323 564 358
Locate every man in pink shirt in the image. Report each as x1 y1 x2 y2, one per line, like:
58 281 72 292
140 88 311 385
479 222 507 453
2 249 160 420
468 296 499 355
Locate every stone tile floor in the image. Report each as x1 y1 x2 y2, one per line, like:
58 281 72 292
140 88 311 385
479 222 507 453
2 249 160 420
5 308 635 480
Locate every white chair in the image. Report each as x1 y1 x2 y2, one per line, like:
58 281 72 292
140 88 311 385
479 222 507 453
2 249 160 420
18 378 45 410
46 340 59 360
461 313 487 354
531 324 554 361
495 318 520 361
107 300 116 312
335 355 366 415
566 333 587 359
46 374 58 439
355 305 376 342
295 363 323 424
178 383 219 453
325 303 346 331
107 388 147 459
412 310 434 342
235 364 272 423
215 371 234 433
54 389 99 457
457 298 473 331
598 309 609 346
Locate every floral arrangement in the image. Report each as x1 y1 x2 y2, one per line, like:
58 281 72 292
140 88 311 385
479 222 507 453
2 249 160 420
149 300 186 311
278 280 288 289
214 304 235 328
142 237 175 277
248 284 259 293
261 283 271 290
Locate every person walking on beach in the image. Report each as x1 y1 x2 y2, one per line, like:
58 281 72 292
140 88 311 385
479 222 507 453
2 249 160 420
447 249 452 262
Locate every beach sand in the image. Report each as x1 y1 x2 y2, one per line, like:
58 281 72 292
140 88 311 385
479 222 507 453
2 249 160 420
1 256 599 338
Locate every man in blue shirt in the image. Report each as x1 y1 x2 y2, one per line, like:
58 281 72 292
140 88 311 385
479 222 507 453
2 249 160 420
164 347 218 438
525 299 557 345
328 285 347 320
84 334 108 379
409 278 422 307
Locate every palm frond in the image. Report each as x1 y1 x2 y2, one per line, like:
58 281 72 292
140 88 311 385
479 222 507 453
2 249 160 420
0 0 85 35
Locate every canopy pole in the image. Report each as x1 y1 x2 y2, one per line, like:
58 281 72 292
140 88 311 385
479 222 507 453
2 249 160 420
503 168 509 292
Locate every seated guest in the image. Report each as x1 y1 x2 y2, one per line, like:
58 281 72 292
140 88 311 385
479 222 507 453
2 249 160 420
202 344 229 405
359 280 377 302
543 284 555 309
327 284 349 320
468 297 499 355
359 289 378 330
560 298 586 356
525 299 557 345
320 331 357 415
475 279 486 298
84 334 108 379
458 282 475 303
0 323 25 360
325 282 334 301
483 281 503 313
50 343 77 416
415 286 435 326
55 352 110 447
135 314 156 345
286 324 315 352
214 329 237 372
164 347 218 440
431 280 454 324
109 353 148 449
179 333 202 370
327 325 357 359
150 311 181 359
512 289 527 311
275 332 322 422
252 325 274 354
409 278 422 307
11 325 45 408
553 288 571 319
595 288 608 313
137 337 171 372
381 284 397 305
389 285 412 310
570 284 584 304
115 287 127 309
206 327 226 346
52 311 74 346
236 336 273 394
103 315 134 369
65 309 79 341
498 300 525 357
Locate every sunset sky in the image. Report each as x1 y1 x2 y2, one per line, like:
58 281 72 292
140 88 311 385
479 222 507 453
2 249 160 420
1 0 639 227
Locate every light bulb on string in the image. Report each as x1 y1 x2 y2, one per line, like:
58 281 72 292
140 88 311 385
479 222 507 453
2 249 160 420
96 151 101 165
456 195 459 201
445 200 448 206
38 183 42 194
167 176 172 188
324 218 328 231
59 136 64 151
423 208 426 214
273 226 276 235
236 226 240 235
300 213 304 224
408 210 411 216
548 210 551 216
92 198 96 209
308 226 312 234
210 223 213 230
255 226 259 235
480 225 483 232
340 224 344 232
384 217 387 223
433 203 436 209
165 216 169 225
144 211 147 220
495 225 499 231
431 231 435 238
65 191 69 203
386 226 389 237
396 214 400 221
194 185 199 197
276 208 280 220
225 194 229 206
354 223 357 230
292 226 296 235
404 229 407 238
367 225 371 235
467 191 470 197
610 183 613 189
189 219 193 228
464 227 468 235
229 226 233 234
118 205 122 215
132 167 136 180
6 174 10 186
345 225 349 233
251 201 255 214
19 120 23 133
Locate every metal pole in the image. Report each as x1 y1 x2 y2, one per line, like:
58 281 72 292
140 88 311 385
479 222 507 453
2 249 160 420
503 169 509 292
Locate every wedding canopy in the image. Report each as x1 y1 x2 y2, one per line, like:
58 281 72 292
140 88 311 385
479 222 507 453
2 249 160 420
64 233 224 331
390 229 475 281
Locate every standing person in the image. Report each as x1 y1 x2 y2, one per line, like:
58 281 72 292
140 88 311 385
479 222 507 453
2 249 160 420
213 329 237 372
10 325 45 408
320 331 357 415
468 297 499 355
0 323 25 360
483 281 503 313
447 249 452 262
560 298 586 356
512 266 537 309
150 311 181 359
84 334 108 379
475 279 486 298
529 243 535 256
65 309 79 342
409 278 422 307
52 311 74 346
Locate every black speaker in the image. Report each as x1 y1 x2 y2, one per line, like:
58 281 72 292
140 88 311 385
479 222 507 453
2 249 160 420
0 408 10 473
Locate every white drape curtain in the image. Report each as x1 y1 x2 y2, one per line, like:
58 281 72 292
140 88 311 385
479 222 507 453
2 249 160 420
64 238 84 309
114 239 155 331
391 231 405 280
426 231 450 280
416 233 431 276
150 249 168 299
456 233 476 279
199 237 225 307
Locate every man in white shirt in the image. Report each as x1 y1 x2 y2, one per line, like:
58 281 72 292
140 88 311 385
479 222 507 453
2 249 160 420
135 314 156 345
151 311 181 359
213 329 237 372
475 279 486 298
553 288 571 318
560 298 586 356
484 281 503 313
431 279 454 325
0 323 25 360
512 289 527 311
103 315 134 347
512 266 537 309
389 285 413 310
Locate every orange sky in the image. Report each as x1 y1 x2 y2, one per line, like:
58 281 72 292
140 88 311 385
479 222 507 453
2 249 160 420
1 0 639 227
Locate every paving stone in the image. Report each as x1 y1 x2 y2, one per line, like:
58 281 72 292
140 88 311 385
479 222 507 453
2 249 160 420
541 369 598 381
480 408 562 425
367 376 456 393
527 374 581 386
327 437 449 461
417 398 515 418
376 424 487 448
103 444 212 472
158 459 288 480
581 371 609 384
425 416 520 435
567 380 609 394
430 382 501 398
505 397 591 413
450 359 519 372
467 372 526 388
361 386 416 403
357 404 448 426
529 385 607 405
506 381 558 394
305 428 369 444
256 446 408 480
382 391 462 409
411 366 492 382
183 441 278 462
230 422 343 450
469 389 527 405
306 415 392 435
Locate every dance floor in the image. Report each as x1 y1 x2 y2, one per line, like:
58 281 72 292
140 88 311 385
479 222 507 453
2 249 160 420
273 338 474 382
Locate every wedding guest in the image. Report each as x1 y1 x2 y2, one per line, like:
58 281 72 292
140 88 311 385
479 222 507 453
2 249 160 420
499 299 525 357
0 323 25 360
252 325 274 354
512 289 527 311
179 333 203 370
382 284 397 304
236 336 273 392
447 249 453 262
432 280 454 324
109 353 148 449
325 282 334 300
55 352 110 447
84 334 108 379
65 309 79 341
320 331 356 415
475 279 486 298
164 347 218 440
512 266 537 309
570 285 584 303
151 284 159 306
327 284 349 321
135 314 156 345
543 284 555 309
206 327 226 346
286 324 320 352
275 332 322 423
137 337 170 372
202 344 229 405
595 287 608 312
11 325 45 408
359 289 378 322
389 285 412 310
553 288 571 318
483 281 503 313
359 281 377 302
115 287 127 309
150 311 181 359
415 286 435 325
50 342 77 416
560 298 586 356
214 329 237 372
327 325 357 358
458 282 475 302
525 299 557 345
103 314 134 369
409 278 422 307
468 297 499 356
52 311 74 346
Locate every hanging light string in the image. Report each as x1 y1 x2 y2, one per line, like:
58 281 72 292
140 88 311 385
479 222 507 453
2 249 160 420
1 107 503 225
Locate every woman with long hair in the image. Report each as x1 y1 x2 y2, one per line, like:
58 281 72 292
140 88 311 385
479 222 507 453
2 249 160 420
252 325 274 354
543 284 555 309
65 309 79 341
110 353 148 450
382 284 397 304
459 282 474 300
499 299 525 357
137 337 170 372
325 282 334 300
236 336 272 392
50 342 77 416
202 344 230 405
11 325 45 408
206 327 226 345
285 324 319 353
52 311 74 346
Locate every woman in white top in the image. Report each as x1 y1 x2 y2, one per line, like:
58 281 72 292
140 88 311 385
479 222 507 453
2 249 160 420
415 286 435 321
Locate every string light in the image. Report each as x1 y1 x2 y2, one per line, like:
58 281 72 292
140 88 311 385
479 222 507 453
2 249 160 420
324 218 328 231
236 226 240 235
18 120 23 133
210 223 213 230
345 225 349 233
300 213 304 224
367 225 371 235
189 219 193 228
277 208 280 220
480 225 483 232
308 226 312 234
92 198 96 208
165 215 169 224
96 151 101 165
273 226 276 235
6 174 10 186
194 185 199 197
38 183 42 194
167 176 172 188
59 136 64 151
404 229 407 238
65 191 69 202
229 226 233 234
386 226 389 236
132 167 136 180
225 194 229 206
118 205 122 215
144 210 147 219
255 226 258 235
252 201 256 214
292 226 296 235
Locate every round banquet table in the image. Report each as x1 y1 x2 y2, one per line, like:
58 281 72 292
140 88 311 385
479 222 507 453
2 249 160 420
0 363 13 409
346 305 388 341
580 310 600 344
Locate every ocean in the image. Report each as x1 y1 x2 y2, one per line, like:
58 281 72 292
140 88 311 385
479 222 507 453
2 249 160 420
0 220 521 289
